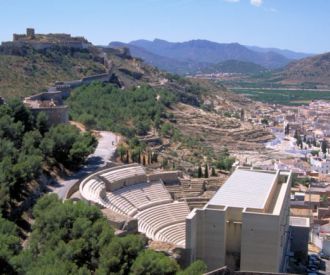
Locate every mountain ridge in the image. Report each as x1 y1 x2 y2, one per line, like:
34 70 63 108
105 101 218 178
128 39 291 68
246 45 313 60
108 39 309 75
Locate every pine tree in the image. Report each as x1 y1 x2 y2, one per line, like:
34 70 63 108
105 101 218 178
204 163 209 178
322 139 328 156
126 150 129 164
240 109 245 121
138 152 141 164
197 165 202 178
142 155 146 166
284 124 290 135
294 130 298 139
211 167 217 177
152 153 158 163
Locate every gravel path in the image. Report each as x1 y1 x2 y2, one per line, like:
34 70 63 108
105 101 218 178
48 131 120 199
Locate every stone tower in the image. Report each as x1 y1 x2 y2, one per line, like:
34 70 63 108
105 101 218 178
26 28 35 38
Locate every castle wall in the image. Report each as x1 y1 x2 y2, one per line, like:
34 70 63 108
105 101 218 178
30 106 69 126
27 90 69 102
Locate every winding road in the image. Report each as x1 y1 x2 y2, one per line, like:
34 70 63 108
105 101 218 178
48 131 120 199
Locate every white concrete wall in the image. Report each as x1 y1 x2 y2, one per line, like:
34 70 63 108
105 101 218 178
241 213 281 272
186 207 227 271
201 207 227 271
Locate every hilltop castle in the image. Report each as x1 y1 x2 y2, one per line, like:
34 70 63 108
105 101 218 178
1 28 91 50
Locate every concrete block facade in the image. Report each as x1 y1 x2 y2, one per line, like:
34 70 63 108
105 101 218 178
186 167 292 273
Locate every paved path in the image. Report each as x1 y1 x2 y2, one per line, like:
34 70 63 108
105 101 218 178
48 131 120 199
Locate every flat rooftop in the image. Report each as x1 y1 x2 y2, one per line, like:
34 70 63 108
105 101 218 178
208 168 278 209
289 216 310 228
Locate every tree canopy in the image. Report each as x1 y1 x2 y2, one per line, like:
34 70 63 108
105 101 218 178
67 83 177 137
3 194 206 275
0 100 96 216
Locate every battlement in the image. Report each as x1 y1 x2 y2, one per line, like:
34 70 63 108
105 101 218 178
23 90 69 126
8 28 91 50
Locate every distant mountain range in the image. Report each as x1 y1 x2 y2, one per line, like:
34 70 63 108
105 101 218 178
109 39 313 75
246 45 313 60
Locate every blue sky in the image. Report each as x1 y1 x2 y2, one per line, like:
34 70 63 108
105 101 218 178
0 0 329 53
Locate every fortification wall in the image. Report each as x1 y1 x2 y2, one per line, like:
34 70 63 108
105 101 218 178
27 90 69 102
52 73 111 92
81 73 111 84
2 40 88 51
30 106 69 125
13 34 27 41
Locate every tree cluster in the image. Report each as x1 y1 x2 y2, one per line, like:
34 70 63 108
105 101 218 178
294 130 304 149
0 99 96 216
214 147 235 171
67 83 177 138
1 194 207 275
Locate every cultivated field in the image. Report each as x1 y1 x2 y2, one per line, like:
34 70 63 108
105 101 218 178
231 88 330 105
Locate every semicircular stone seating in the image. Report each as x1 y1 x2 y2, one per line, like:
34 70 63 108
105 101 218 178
80 165 190 247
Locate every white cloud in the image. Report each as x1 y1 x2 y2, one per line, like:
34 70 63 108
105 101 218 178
250 0 263 7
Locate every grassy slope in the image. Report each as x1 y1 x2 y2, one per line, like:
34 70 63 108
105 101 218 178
0 50 106 98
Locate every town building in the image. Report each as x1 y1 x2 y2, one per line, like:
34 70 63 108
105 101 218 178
186 167 292 273
310 157 330 174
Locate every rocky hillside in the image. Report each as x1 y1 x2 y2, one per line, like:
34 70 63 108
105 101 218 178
0 46 108 98
0 41 168 98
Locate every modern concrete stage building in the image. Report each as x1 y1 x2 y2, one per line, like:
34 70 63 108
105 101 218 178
186 167 292 273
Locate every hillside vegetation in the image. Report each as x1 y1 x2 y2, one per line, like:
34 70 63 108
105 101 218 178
202 60 267 74
0 47 106 98
1 194 206 274
67 83 177 137
0 100 96 217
